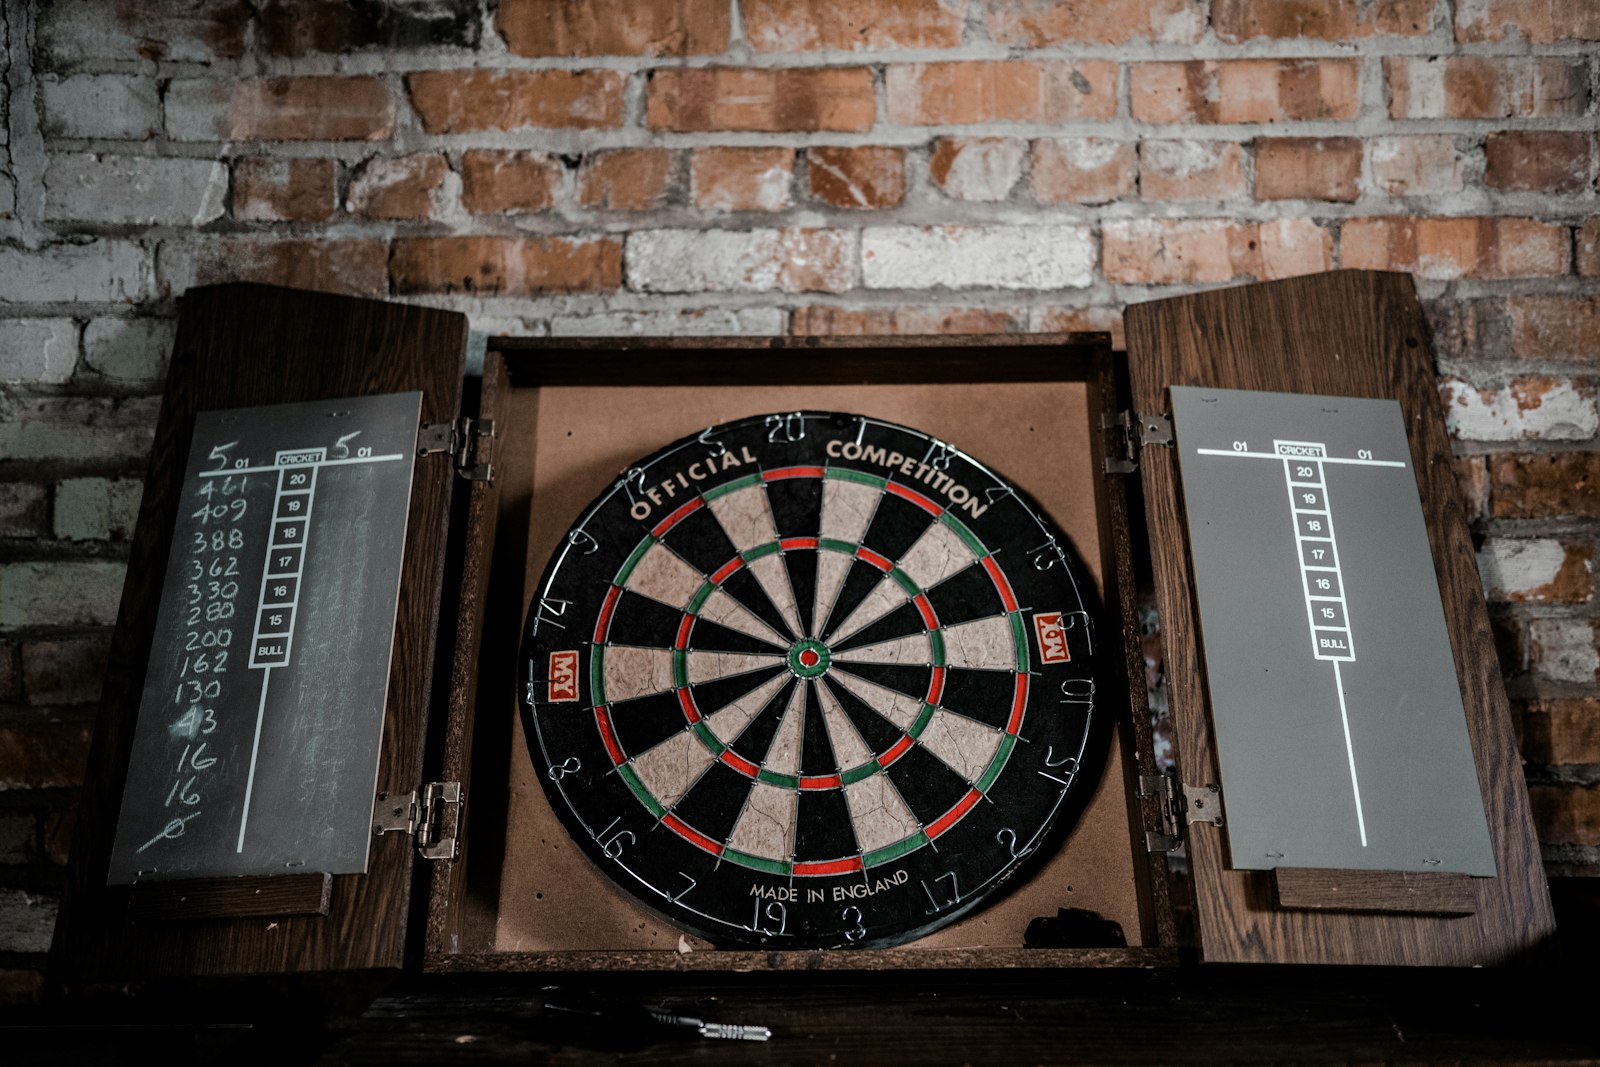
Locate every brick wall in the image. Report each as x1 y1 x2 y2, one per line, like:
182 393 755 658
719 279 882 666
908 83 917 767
0 0 1596 994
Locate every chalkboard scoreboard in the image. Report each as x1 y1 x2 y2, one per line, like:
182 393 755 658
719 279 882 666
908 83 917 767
108 392 423 884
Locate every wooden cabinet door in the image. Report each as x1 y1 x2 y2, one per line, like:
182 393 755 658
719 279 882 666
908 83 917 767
1126 270 1554 966
51 284 467 980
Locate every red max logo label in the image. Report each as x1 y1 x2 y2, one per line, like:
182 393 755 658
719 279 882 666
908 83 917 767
1032 613 1071 664
548 650 580 702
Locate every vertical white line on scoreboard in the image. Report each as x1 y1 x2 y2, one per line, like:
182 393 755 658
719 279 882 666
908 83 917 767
236 665 273 853
1332 659 1368 847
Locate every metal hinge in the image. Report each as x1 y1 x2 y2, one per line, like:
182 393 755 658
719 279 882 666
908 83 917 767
1102 411 1174 474
417 417 497 482
1138 774 1223 853
373 781 463 860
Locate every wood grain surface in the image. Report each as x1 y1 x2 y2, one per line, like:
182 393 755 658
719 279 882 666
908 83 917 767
50 283 468 981
125 873 332 922
1272 868 1476 916
1124 270 1556 966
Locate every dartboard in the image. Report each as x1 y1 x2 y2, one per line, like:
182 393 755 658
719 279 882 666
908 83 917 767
521 412 1102 949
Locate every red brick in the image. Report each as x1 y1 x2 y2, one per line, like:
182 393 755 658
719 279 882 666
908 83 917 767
1385 56 1589 118
231 157 334 222
1103 218 1332 284
1490 453 1600 519
345 153 449 220
0 484 49 539
1341 217 1569 280
692 148 794 212
1255 137 1362 202
648 68 875 132
499 0 728 56
1369 135 1468 197
1579 219 1600 277
0 721 91 790
461 150 562 215
1030 139 1136 205
1485 131 1593 194
806 147 906 209
1478 537 1594 603
1529 783 1600 845
1131 59 1359 124
408 70 626 133
1140 140 1247 201
1519 699 1600 764
1213 0 1435 39
159 238 388 299
1508 296 1600 363
20 633 110 707
391 236 622 295
986 0 1204 44
887 61 1117 125
791 307 1020 336
170 77 393 140
258 0 480 56
578 150 678 211
1457 0 1600 42
929 137 1025 202
745 0 967 50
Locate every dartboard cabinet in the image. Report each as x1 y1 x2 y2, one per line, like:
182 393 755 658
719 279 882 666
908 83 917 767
51 275 1555 1002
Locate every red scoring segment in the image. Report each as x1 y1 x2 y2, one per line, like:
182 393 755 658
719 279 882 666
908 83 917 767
926 788 983 840
885 481 942 516
764 466 827 481
651 497 703 538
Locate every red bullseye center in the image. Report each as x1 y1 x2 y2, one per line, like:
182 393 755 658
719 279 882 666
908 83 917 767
798 649 820 668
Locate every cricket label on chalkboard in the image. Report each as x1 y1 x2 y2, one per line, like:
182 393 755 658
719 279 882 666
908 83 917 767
1169 387 1495 876
107 392 423 884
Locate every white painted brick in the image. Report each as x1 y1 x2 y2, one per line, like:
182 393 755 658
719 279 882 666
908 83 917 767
0 319 78 385
626 230 856 294
0 242 149 305
38 0 242 64
0 396 160 464
862 225 1093 290
1530 619 1600 685
46 155 228 226
41 75 160 140
0 889 57 954
0 560 127 628
1440 377 1599 442
81 317 174 384
1390 58 1447 119
55 477 143 541
550 307 788 337
935 139 1025 202
1477 538 1578 601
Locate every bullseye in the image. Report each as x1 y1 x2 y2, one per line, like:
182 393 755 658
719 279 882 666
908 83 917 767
787 638 830 679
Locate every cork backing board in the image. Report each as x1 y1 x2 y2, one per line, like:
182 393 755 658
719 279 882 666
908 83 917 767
480 379 1142 954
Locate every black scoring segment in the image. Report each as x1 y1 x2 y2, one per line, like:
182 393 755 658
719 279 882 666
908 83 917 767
718 567 796 642
606 591 688 647
783 549 819 640
818 557 884 643
922 562 1005 627
793 787 856 863
728 676 795 766
938 668 1017 731
832 601 926 653
608 690 695 760
883 744 971 825
859 490 935 564
799 683 838 777
764 476 822 538
822 677 905 755
660 506 739 577
689 617 783 655
832 662 931 704
692 666 788 722
669 760 751 844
